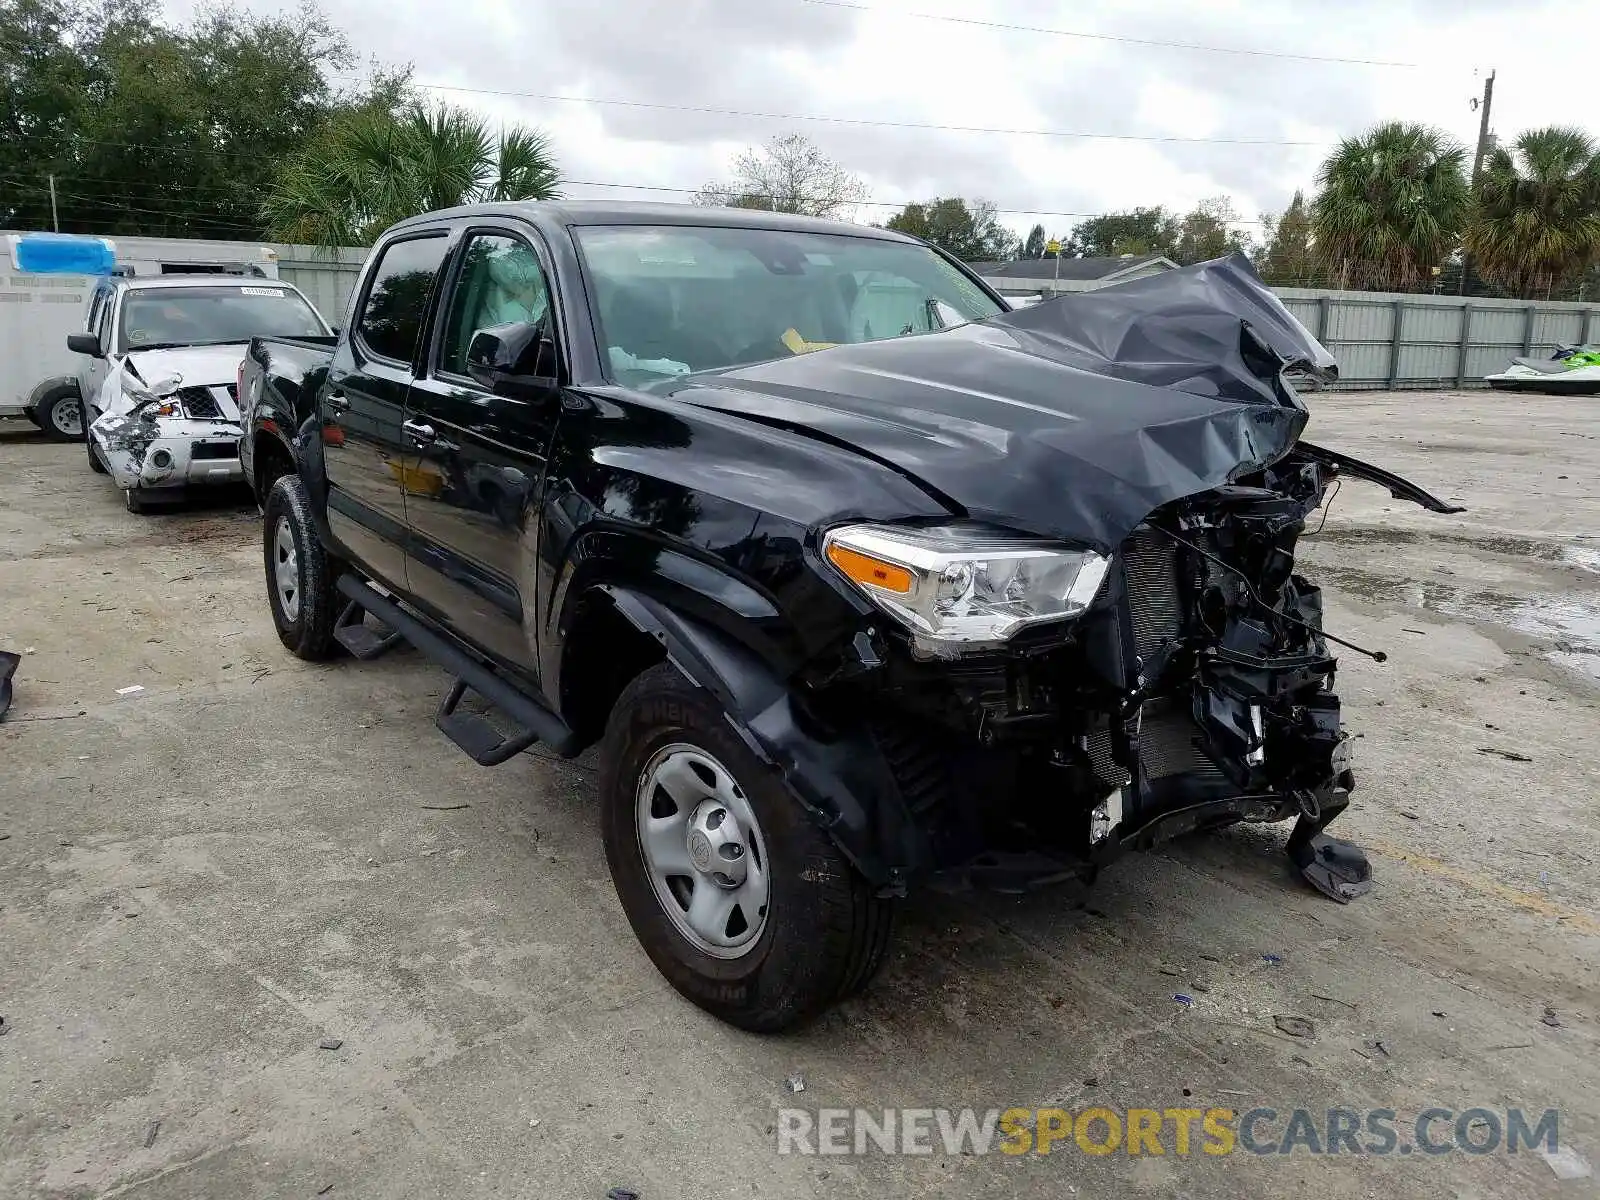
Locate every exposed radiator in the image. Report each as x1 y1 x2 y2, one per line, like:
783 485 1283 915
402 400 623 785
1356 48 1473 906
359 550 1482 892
1138 696 1227 781
1121 526 1184 662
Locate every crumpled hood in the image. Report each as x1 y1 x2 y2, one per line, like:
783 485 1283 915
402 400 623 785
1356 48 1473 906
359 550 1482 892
664 254 1332 551
125 344 248 391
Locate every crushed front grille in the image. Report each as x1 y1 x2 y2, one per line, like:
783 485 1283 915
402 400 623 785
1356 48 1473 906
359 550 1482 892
176 386 223 419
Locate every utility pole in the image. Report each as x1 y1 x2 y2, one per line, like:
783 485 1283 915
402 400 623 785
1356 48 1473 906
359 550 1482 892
48 174 59 232
1470 70 1496 185
1459 69 1495 295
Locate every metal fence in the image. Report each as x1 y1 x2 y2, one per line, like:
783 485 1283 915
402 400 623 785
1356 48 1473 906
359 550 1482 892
270 243 367 327
1274 287 1600 390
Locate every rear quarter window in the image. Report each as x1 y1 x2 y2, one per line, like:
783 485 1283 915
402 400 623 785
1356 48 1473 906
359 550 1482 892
356 235 450 363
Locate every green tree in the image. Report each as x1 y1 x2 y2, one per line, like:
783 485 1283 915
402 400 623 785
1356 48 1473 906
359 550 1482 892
1172 196 1251 265
885 197 1018 261
1256 190 1319 286
1065 206 1179 259
693 133 867 219
1311 121 1469 291
264 103 561 246
0 0 403 239
1463 126 1600 299
1022 223 1047 258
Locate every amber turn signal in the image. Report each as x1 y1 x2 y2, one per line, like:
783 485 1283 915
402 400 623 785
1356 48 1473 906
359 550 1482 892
826 543 914 594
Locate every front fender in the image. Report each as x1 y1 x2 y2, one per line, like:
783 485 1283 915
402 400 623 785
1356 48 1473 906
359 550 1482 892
604 587 923 894
25 375 79 416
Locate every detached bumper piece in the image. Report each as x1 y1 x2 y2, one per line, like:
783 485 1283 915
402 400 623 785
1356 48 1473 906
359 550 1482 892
1287 791 1372 903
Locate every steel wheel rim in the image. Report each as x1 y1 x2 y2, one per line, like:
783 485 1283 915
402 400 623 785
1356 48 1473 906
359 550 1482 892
635 742 770 959
273 516 300 622
52 400 83 437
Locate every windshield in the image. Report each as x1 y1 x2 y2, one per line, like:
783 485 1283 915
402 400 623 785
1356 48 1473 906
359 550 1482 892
118 285 325 351
573 225 1004 386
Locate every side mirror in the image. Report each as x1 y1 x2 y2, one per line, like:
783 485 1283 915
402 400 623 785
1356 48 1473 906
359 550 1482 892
67 332 103 358
465 321 558 399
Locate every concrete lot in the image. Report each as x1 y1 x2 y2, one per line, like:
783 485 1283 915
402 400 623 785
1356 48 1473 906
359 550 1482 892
1 392 1597 1199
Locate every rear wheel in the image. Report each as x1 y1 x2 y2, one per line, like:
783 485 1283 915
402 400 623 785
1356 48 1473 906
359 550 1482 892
262 474 340 660
36 385 84 442
600 663 895 1032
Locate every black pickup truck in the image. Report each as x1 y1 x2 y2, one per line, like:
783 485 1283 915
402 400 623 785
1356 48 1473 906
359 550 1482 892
240 201 1460 1031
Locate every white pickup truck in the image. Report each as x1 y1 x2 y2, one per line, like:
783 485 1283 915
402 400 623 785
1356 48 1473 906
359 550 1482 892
72 274 330 512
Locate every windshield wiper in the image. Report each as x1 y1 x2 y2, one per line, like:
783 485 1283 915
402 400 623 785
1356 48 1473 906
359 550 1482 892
129 338 258 353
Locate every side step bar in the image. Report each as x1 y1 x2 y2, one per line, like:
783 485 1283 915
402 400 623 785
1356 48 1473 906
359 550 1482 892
335 575 577 763
333 598 406 660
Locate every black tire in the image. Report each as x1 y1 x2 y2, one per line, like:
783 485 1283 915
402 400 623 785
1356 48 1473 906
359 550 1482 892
600 663 895 1032
262 474 341 660
35 385 85 442
123 488 148 514
85 405 107 473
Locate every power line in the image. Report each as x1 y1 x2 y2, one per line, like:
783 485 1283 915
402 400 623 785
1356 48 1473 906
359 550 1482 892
9 171 1272 226
386 81 1326 147
559 178 1272 223
799 0 1417 67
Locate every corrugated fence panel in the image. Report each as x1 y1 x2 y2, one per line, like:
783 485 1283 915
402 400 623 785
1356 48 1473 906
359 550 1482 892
1272 287 1600 388
1534 309 1584 351
270 243 368 326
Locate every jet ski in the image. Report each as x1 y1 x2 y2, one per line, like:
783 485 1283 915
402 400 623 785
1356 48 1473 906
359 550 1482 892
1486 344 1600 394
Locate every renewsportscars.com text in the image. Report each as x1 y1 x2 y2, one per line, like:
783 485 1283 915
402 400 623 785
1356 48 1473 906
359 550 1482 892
776 1106 1561 1158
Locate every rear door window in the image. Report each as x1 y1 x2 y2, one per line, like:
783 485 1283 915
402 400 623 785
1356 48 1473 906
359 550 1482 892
355 235 450 364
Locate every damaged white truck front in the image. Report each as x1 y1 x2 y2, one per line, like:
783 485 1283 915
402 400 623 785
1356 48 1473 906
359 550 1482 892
89 351 252 512
74 276 331 513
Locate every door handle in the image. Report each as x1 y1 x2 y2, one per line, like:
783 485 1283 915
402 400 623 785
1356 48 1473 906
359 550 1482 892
402 419 437 447
325 390 350 413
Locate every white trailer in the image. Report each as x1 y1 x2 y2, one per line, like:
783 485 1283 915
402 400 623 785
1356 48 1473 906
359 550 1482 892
1 232 282 439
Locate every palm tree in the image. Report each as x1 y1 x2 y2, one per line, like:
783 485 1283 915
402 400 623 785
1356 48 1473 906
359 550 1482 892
1312 122 1469 291
1464 127 1600 299
264 103 561 246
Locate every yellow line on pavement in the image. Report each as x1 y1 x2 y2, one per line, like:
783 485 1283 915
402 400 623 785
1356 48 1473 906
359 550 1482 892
1367 839 1600 934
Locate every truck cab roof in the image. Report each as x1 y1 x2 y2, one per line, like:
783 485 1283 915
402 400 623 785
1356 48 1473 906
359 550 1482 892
388 199 921 242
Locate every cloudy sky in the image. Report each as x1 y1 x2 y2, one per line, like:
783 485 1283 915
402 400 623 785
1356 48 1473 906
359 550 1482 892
172 0 1599 243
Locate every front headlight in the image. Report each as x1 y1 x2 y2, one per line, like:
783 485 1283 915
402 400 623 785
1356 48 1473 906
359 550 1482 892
822 523 1111 655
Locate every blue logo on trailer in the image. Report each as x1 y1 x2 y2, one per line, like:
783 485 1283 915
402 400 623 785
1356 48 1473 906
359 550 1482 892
8 233 117 275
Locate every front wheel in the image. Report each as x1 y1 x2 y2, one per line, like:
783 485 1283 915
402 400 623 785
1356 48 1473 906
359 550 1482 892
599 663 895 1032
85 407 107 474
262 474 341 660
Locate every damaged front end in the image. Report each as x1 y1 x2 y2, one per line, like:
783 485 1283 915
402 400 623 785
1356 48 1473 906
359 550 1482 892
785 255 1462 903
91 376 245 492
825 456 1372 903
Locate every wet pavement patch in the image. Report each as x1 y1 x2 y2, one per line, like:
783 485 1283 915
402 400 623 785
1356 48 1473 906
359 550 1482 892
1311 562 1600 683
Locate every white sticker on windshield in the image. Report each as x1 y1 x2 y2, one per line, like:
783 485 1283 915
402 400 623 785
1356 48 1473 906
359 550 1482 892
239 287 285 297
